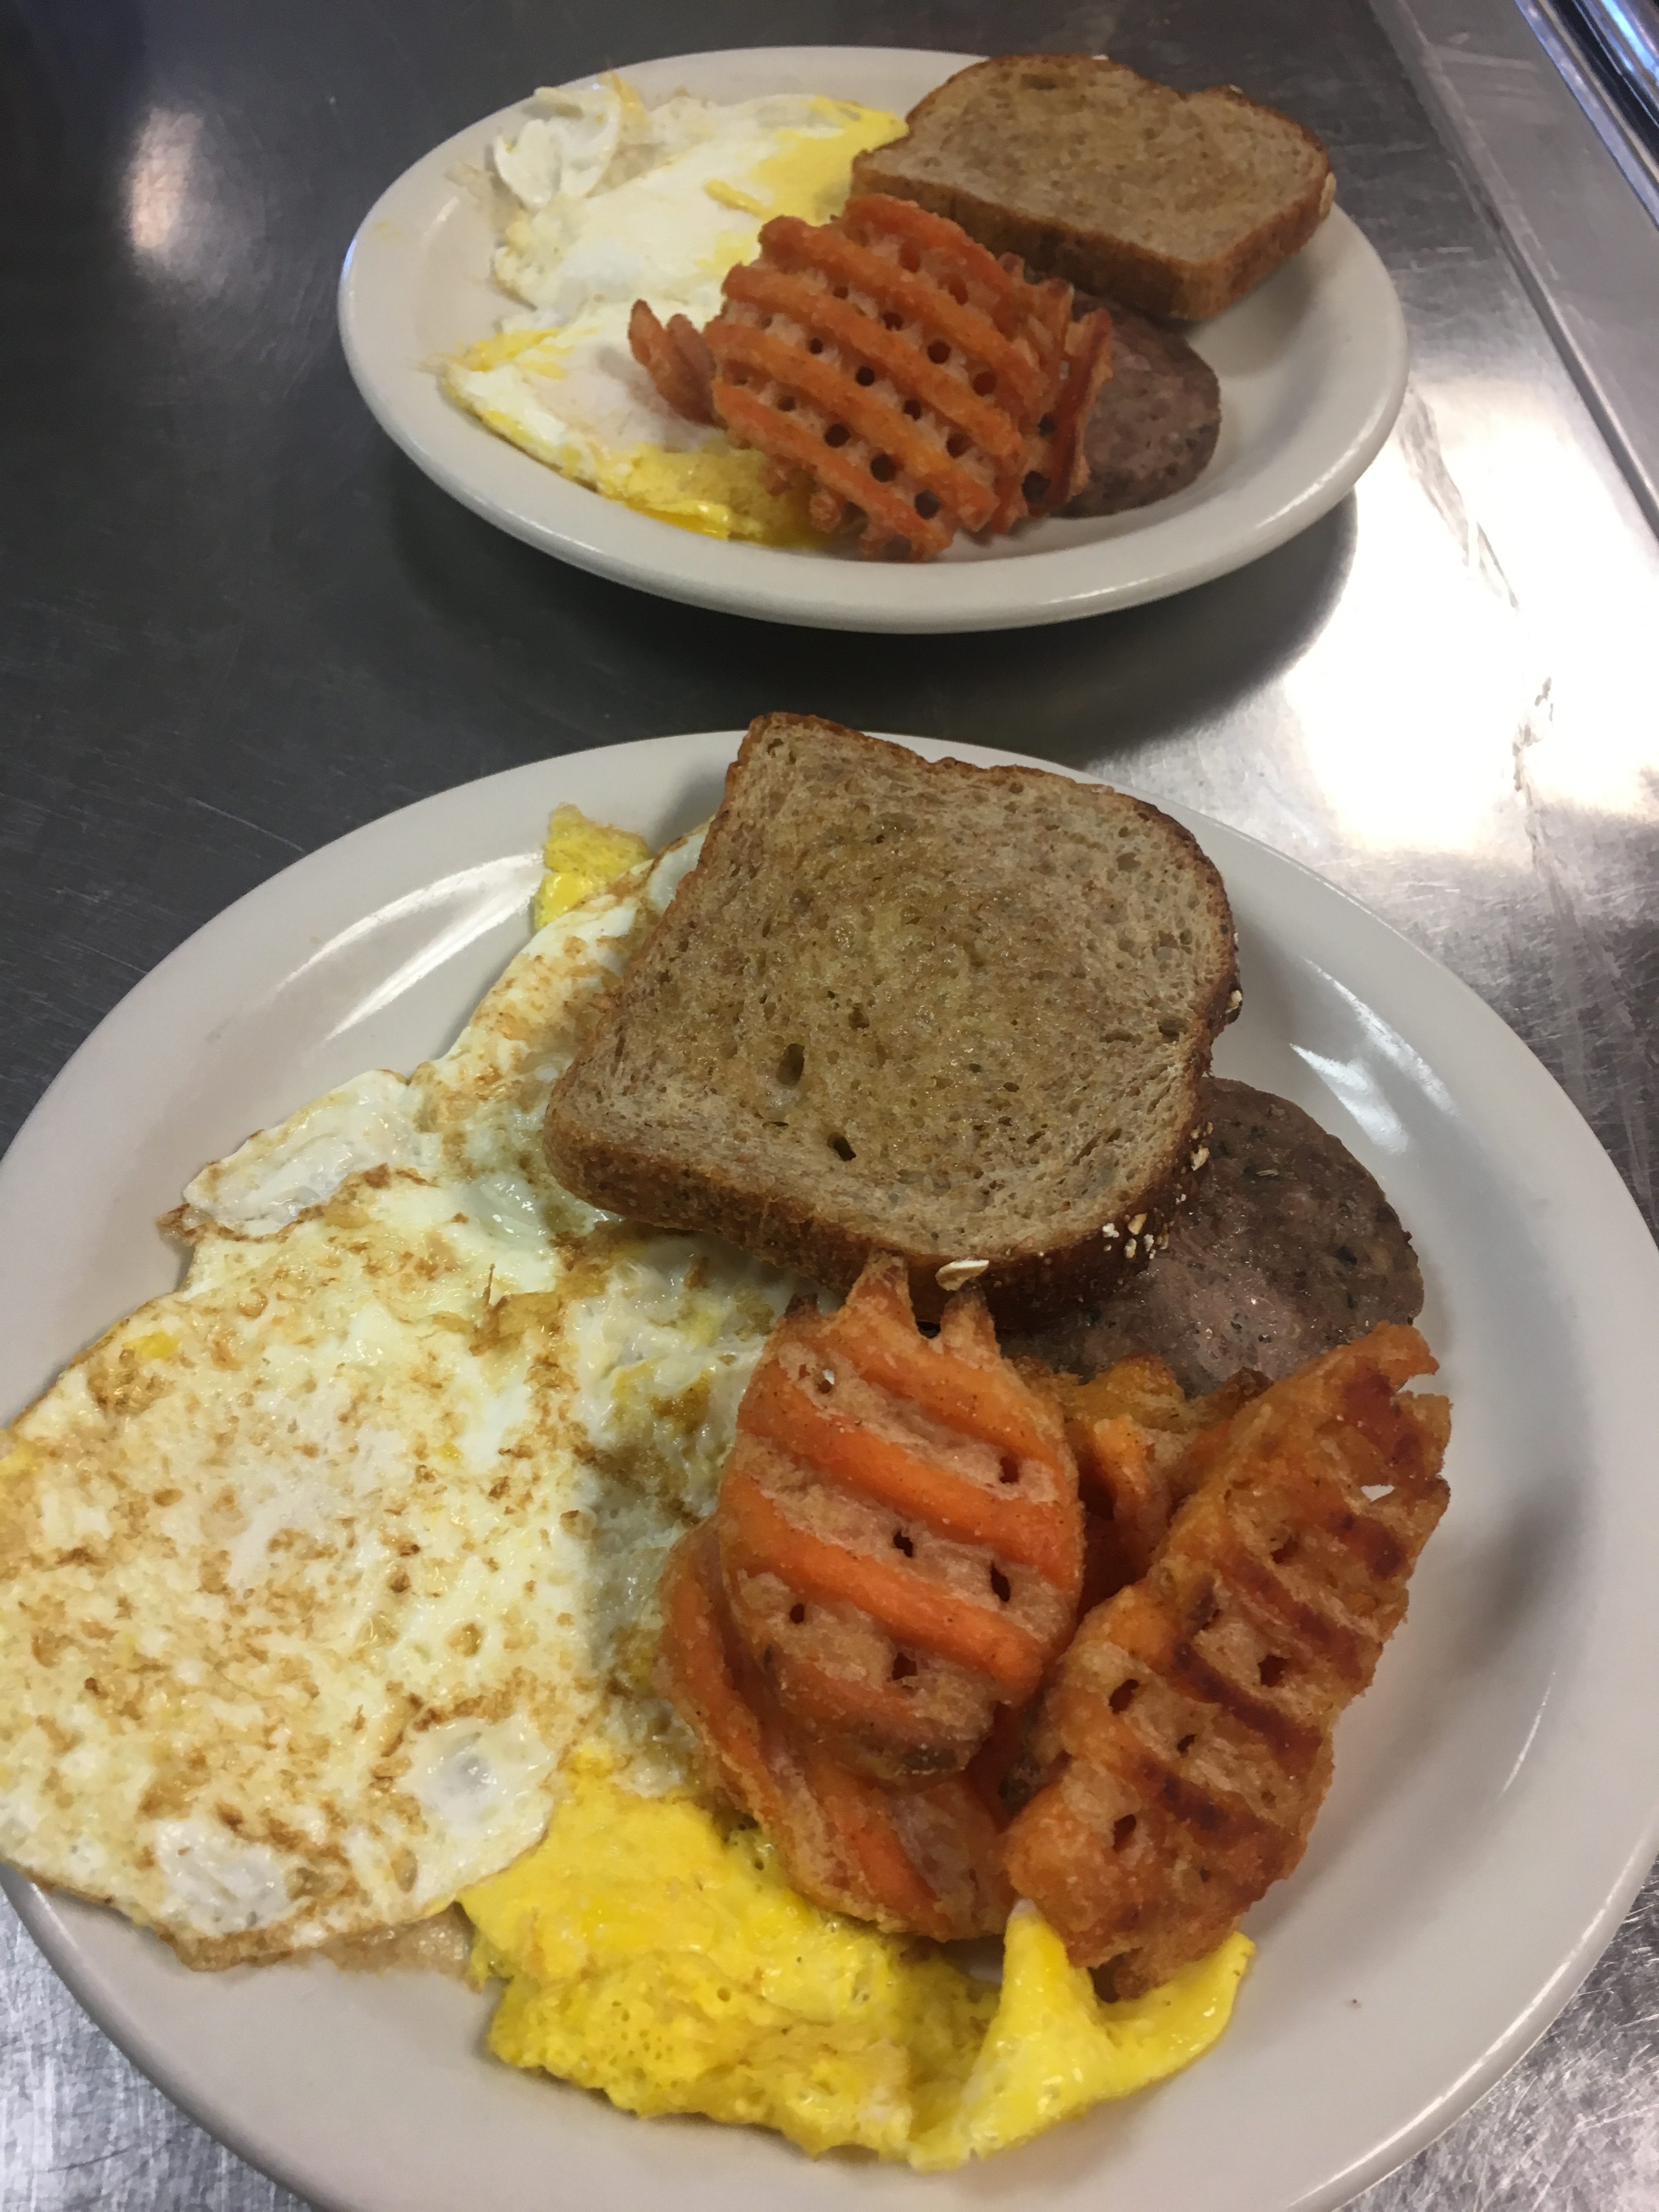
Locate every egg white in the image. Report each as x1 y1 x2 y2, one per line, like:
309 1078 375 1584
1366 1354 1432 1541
443 76 902 540
0 832 803 1965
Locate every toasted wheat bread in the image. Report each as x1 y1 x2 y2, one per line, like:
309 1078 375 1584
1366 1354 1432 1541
543 716 1238 1328
852 54 1334 322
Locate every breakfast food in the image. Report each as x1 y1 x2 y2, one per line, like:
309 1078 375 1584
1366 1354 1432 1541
544 714 1240 1327
0 825 799 1965
661 1269 1447 1989
639 192 1114 558
1052 1356 1269 1604
445 77 905 543
1016 1077 1425 1392
533 803 652 926
706 1254 1084 1785
1063 297 1222 515
1003 1326 1449 1993
853 54 1335 321
1 732 1449 2174
438 55 1322 555
460 1747 1252 2167
659 1519 1012 1940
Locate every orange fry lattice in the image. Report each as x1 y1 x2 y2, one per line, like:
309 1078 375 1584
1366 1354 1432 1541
700 195 1111 560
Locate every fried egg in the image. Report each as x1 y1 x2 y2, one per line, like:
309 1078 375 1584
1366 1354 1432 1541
0 827 799 1966
443 75 902 543
1 804 1254 2167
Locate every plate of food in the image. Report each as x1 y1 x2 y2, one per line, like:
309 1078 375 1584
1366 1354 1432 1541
4 722 1657 2212
338 47 1409 631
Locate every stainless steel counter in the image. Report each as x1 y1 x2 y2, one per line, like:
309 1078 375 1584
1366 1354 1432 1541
2 0 1656 2204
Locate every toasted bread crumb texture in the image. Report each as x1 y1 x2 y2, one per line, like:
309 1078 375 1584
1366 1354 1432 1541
853 56 1332 320
545 719 1237 1319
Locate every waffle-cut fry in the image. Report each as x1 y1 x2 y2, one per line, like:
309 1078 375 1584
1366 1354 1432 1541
658 1520 1013 1943
1026 307 1115 517
628 300 716 426
846 194 1037 332
975 259 1073 534
1002 1327 1451 1996
712 318 1000 540
788 204 1053 415
723 1467 1052 1686
714 1255 1084 1789
697 193 1112 559
742 1359 1077 1584
1047 1357 1269 1605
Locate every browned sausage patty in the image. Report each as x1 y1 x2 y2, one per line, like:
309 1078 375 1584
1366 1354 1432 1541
1011 1080 1423 1393
1064 300 1221 518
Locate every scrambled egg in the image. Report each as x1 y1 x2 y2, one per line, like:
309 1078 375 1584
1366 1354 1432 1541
445 76 903 543
535 803 652 929
463 1758 1252 2169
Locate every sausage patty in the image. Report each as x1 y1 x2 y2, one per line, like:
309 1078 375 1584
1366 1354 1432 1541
1065 300 1222 517
1012 1080 1424 1393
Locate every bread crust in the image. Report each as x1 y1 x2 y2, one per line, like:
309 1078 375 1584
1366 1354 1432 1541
852 57 1334 323
548 1088 1223 1331
544 716 1239 1332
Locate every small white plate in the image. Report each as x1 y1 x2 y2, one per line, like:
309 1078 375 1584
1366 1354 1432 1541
5 732 1658 2212
338 47 1409 633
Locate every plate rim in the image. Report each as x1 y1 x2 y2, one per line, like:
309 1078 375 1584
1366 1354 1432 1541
336 44 1410 633
5 728 1659 2212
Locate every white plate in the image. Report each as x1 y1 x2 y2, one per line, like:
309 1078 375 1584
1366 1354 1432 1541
5 731 1658 2212
338 47 1409 633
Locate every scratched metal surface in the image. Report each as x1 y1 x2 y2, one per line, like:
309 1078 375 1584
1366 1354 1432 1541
2 0 1656 2204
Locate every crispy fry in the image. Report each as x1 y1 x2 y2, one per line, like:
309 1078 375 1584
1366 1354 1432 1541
1001 1326 1450 1995
1025 305 1115 516
1044 1355 1268 1603
740 1361 1076 1582
717 1255 1084 1787
627 299 716 426
657 1520 1012 1942
702 194 1110 559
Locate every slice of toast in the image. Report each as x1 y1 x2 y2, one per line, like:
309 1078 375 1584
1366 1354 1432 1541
543 716 1238 1328
851 55 1334 322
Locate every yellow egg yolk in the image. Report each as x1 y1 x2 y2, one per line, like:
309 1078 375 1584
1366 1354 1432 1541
461 1760 1252 2168
449 327 824 550
448 93 904 548
533 806 653 930
703 98 904 228
588 445 822 547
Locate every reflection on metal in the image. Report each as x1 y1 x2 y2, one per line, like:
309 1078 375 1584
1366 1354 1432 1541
1516 0 1659 218
1372 0 1659 534
126 109 203 262
1579 0 1659 123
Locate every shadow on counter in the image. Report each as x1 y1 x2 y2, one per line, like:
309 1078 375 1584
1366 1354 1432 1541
376 446 1357 775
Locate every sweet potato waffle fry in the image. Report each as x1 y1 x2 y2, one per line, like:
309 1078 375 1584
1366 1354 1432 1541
713 1256 1084 1787
1042 1356 1269 1607
629 194 1112 558
658 1521 1012 1943
627 301 715 427
1002 1326 1450 1995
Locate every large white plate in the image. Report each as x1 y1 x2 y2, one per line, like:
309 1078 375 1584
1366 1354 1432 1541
338 48 1409 633
4 732 1658 2212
